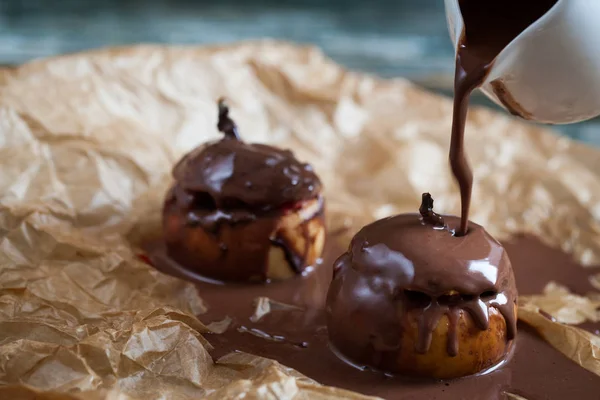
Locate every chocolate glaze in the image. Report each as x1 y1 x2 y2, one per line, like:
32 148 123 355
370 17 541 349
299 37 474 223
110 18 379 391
451 0 558 235
144 235 600 399
163 101 324 281
326 210 517 376
171 101 321 213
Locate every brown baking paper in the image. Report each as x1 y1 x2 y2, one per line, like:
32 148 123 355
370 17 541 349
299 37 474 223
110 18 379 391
0 41 599 399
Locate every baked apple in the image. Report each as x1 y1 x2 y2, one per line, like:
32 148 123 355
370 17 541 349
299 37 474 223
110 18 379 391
163 100 325 282
326 193 517 379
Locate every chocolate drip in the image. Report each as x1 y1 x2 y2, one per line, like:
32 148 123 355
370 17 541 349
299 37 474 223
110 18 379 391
270 236 303 274
446 310 460 357
414 292 493 357
412 294 505 357
492 293 517 340
416 305 446 354
464 298 490 331
270 203 323 274
450 0 558 236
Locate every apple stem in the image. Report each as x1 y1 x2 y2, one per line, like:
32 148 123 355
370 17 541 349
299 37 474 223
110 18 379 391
217 98 241 140
419 193 446 228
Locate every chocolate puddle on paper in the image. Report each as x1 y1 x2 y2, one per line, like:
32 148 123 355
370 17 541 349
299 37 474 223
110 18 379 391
146 235 600 400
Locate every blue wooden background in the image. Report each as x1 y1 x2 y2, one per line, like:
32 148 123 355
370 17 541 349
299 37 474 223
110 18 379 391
0 0 598 145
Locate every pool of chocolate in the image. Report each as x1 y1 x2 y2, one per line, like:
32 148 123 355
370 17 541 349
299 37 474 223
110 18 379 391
146 235 600 400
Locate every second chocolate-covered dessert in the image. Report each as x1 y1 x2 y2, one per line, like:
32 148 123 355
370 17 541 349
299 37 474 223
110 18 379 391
326 193 517 379
163 100 325 282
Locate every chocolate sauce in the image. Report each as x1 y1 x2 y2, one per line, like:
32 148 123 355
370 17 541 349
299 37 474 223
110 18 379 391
145 235 600 399
503 235 599 296
172 101 321 214
451 0 558 235
504 234 600 336
326 211 517 378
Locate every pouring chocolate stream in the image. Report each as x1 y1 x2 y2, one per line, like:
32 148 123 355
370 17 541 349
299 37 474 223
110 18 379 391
450 0 558 235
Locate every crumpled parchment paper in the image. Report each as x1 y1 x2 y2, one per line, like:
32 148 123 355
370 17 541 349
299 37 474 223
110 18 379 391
0 41 599 399
520 282 600 325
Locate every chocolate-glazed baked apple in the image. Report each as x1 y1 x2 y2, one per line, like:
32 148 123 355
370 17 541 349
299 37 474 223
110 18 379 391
163 100 325 282
326 194 517 379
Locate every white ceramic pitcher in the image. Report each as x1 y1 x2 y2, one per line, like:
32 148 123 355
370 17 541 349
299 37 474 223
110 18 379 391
445 0 600 124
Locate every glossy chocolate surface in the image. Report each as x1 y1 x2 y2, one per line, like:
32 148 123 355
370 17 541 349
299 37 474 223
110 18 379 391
171 101 321 212
326 211 517 376
144 235 600 399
